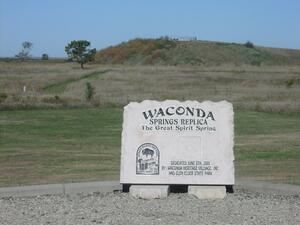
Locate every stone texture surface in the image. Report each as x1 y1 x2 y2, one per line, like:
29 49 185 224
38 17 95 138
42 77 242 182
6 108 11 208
188 186 226 199
129 185 170 199
1 189 299 225
120 100 234 185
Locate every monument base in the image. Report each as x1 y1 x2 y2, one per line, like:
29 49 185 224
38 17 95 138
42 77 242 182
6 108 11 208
129 185 170 199
188 186 226 199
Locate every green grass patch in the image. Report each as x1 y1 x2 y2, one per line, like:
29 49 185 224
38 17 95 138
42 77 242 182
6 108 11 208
235 110 300 135
236 150 300 161
234 110 300 184
43 70 109 94
0 107 122 186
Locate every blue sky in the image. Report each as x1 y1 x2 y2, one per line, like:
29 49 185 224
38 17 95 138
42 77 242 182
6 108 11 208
0 0 299 57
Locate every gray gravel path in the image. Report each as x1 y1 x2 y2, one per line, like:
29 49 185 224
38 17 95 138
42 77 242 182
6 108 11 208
0 189 299 225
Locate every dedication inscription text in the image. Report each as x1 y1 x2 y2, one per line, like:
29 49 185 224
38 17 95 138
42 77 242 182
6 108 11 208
120 100 234 185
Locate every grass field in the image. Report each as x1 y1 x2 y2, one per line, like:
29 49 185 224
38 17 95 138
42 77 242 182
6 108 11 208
0 61 299 187
0 107 122 186
1 61 300 112
0 107 299 187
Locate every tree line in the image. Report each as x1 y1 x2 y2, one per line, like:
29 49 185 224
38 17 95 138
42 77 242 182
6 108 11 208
15 40 96 69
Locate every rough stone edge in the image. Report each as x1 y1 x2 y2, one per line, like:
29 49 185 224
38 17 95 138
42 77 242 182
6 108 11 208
123 99 233 110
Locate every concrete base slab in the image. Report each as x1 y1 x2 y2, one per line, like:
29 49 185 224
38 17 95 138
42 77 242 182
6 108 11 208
129 185 169 199
188 186 226 199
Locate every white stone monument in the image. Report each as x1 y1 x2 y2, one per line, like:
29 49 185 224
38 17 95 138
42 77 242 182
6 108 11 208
120 100 234 199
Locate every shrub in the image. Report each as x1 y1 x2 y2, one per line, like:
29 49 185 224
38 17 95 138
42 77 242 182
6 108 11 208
285 78 296 88
42 53 49 60
42 95 63 104
154 38 176 50
0 93 8 103
85 82 95 101
244 41 254 48
250 59 261 66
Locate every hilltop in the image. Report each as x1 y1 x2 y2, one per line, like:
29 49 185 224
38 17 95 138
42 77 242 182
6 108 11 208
95 38 300 66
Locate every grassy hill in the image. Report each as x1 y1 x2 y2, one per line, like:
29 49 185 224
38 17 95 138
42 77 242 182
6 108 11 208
95 38 300 66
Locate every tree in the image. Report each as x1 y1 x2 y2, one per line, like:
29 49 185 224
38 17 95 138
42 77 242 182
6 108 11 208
244 41 254 48
42 53 49 60
15 41 33 61
65 40 96 69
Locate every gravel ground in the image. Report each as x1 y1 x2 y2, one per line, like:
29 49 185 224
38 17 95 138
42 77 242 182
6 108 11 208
0 189 299 225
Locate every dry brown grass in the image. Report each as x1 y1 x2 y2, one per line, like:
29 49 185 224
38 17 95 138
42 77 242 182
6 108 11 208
0 61 106 93
0 61 299 112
